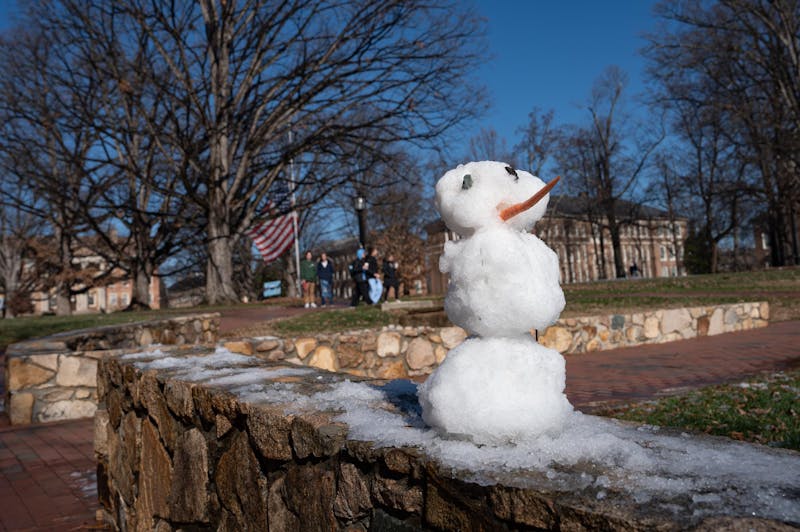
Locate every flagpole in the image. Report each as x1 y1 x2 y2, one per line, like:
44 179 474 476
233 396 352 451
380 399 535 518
289 129 302 298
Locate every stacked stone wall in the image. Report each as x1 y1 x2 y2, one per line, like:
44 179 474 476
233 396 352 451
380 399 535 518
222 302 769 380
95 349 798 531
4 314 219 424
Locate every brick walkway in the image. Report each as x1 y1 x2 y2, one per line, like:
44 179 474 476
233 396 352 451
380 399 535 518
0 419 103 531
0 319 798 530
566 320 800 409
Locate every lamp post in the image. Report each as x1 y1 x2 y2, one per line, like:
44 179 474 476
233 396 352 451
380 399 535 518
354 194 367 248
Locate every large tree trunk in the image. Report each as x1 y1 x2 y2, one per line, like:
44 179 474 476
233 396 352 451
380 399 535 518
128 265 152 310
205 218 239 304
607 214 627 279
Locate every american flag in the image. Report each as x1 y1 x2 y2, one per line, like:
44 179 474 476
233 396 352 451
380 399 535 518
247 200 296 264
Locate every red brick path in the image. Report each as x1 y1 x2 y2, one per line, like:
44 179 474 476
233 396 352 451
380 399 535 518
0 317 797 530
0 419 102 531
566 320 800 409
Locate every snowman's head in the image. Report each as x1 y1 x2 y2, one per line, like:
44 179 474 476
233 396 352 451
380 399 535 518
435 160 554 236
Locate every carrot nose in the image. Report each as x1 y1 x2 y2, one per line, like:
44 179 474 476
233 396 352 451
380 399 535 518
498 176 561 222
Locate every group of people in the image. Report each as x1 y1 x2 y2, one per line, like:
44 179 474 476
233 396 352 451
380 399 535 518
298 247 401 308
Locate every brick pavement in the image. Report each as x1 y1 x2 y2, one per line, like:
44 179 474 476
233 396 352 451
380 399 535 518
0 319 797 530
566 320 800 409
0 419 103 531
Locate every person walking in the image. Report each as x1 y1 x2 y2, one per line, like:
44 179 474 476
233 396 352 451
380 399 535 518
349 248 370 306
300 251 318 308
316 252 335 307
382 254 401 302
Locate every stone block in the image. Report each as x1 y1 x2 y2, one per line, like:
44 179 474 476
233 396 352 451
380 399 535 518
440 327 467 349
215 431 267 530
169 428 209 522
8 358 54 390
56 356 97 387
405 338 435 370
708 308 724 336
139 420 173 520
337 344 365 368
294 338 317 359
435 345 447 364
376 332 402 358
38 400 97 422
697 316 710 336
9 392 35 424
247 406 293 461
374 360 407 380
760 302 770 321
254 339 280 352
94 409 110 456
643 316 660 339
334 462 371 521
661 308 692 334
223 341 254 356
309 346 337 372
539 326 572 353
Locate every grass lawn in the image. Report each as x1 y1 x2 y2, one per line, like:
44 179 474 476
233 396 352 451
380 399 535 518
0 302 254 351
597 369 800 451
251 305 393 337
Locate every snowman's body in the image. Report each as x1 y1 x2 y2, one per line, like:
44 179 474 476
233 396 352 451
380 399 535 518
418 161 573 444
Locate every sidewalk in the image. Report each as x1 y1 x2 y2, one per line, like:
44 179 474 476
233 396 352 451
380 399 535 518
1 320 798 530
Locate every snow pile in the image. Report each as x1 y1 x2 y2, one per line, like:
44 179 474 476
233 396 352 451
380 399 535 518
420 161 570 443
129 346 312 384
418 336 571 442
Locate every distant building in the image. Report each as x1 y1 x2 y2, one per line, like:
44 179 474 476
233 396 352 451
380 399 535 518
24 238 162 315
425 195 688 294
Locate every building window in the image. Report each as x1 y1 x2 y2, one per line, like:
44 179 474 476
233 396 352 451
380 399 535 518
121 293 129 306
660 246 666 260
88 292 95 307
110 293 118 306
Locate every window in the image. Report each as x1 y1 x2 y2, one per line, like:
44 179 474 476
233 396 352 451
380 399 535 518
88 292 95 307
660 246 666 260
121 293 129 306
110 293 118 306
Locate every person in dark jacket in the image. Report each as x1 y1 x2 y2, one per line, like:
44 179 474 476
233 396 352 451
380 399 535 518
316 252 335 306
349 248 370 306
300 251 317 308
382 254 400 302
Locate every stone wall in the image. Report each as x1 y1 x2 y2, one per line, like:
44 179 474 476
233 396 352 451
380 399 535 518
4 314 219 424
221 302 769 380
96 348 799 531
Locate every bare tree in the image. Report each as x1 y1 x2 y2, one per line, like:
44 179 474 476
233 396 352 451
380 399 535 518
0 24 106 315
514 107 557 176
466 127 516 164
91 0 488 304
646 0 800 266
556 67 662 278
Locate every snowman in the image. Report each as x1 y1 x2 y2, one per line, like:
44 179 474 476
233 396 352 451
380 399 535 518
418 161 573 444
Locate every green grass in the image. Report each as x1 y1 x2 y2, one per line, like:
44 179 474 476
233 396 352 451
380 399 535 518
266 305 393 336
0 301 256 351
597 369 800 451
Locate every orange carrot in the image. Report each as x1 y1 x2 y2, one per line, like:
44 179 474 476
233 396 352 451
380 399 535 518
499 176 561 222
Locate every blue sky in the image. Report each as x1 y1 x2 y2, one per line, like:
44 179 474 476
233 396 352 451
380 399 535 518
465 0 659 158
0 0 660 161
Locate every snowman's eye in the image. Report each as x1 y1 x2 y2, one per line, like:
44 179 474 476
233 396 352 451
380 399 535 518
505 166 519 181
461 174 472 190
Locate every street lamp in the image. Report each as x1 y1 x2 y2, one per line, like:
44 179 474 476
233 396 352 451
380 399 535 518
354 194 368 248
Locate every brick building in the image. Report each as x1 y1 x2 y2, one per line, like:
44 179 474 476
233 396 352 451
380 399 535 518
425 195 687 295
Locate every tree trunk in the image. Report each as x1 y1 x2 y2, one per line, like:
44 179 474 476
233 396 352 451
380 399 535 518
128 266 152 310
205 219 239 304
607 217 627 278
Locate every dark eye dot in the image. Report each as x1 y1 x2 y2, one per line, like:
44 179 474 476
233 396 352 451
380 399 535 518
505 166 519 180
461 174 473 190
